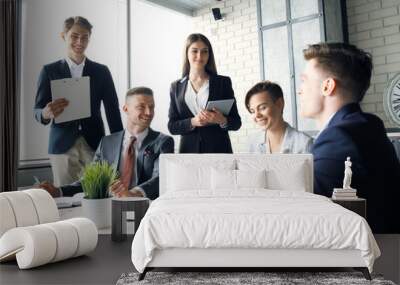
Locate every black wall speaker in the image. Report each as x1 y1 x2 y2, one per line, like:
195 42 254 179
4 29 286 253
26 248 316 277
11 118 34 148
212 8 223 21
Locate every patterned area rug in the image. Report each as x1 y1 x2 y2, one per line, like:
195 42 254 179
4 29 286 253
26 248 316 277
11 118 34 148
116 271 396 285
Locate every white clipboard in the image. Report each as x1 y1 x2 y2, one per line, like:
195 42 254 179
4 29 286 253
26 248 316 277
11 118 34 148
50 77 91 124
205 99 234 115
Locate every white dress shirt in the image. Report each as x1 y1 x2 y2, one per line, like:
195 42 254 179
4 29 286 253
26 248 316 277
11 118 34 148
65 57 86 131
65 57 86 78
184 80 210 115
119 128 149 197
248 122 313 154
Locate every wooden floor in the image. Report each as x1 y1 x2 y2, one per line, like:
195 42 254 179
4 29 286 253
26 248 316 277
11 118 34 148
373 234 400 284
1 235 398 285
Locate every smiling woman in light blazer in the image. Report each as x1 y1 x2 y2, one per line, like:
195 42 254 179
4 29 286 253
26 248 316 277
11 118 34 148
246 81 312 154
168 33 241 153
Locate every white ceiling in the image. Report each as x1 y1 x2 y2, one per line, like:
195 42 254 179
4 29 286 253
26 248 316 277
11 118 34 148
145 0 223 16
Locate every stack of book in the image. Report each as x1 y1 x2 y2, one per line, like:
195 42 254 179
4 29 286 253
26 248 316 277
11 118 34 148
332 188 358 200
54 192 84 208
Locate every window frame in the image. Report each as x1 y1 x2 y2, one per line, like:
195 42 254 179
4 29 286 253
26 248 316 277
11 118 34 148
256 0 325 130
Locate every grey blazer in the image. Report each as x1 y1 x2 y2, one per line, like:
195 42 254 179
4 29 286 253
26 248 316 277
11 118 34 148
61 128 174 200
248 123 313 154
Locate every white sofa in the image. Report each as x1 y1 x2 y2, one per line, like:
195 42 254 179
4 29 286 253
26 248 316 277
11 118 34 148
0 189 97 269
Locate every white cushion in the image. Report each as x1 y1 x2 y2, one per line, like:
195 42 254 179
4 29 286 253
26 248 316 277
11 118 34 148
167 160 235 192
266 162 307 191
24 189 59 223
236 169 267 189
159 154 313 195
167 162 205 191
42 222 79 262
1 191 39 227
238 158 310 192
211 169 267 191
0 196 16 237
0 189 97 269
211 168 236 190
0 190 59 238
65 218 98 257
0 218 97 269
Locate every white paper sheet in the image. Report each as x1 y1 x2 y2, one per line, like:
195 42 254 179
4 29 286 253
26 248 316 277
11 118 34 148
50 77 91 123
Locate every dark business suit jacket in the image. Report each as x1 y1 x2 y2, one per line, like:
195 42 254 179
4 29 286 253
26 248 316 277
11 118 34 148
61 128 174 200
312 103 400 233
34 58 123 154
168 74 241 153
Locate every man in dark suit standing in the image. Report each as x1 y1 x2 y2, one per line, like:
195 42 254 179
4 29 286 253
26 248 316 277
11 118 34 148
40 87 174 200
34 16 123 187
298 42 400 233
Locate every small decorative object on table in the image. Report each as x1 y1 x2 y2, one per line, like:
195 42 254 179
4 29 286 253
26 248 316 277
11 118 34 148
332 157 358 200
81 161 117 229
112 197 149 242
331 157 366 218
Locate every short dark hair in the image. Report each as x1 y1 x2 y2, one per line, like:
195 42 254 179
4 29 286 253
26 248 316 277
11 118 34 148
63 16 93 34
182 33 217 77
126 87 153 100
245 81 284 112
303 42 372 102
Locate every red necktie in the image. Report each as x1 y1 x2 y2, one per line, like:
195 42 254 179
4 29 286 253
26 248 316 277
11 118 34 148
121 136 136 189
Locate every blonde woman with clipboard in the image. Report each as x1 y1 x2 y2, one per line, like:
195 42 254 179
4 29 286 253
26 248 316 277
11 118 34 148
168 33 241 153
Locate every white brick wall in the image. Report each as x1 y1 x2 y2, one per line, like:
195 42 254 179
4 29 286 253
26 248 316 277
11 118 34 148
193 0 261 152
347 0 400 128
191 0 400 152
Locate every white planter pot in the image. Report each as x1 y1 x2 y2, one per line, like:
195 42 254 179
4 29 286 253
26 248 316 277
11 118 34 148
81 197 111 229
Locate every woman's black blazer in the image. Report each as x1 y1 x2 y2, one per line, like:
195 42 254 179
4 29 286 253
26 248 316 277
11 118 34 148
168 74 241 153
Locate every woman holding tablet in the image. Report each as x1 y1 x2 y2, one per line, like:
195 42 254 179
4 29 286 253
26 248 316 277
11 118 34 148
168 33 241 153
245 81 312 154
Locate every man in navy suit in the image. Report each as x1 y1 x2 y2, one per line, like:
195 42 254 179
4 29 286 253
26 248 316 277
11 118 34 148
298 43 400 233
39 87 174 200
34 17 123 187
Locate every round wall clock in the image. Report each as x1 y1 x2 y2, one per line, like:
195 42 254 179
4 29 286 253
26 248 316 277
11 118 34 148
383 73 400 126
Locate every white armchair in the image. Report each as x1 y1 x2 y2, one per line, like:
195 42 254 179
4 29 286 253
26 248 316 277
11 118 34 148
0 189 97 269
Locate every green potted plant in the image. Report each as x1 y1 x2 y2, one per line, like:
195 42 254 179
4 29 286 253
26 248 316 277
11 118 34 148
81 161 117 229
